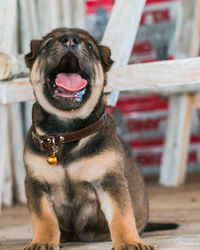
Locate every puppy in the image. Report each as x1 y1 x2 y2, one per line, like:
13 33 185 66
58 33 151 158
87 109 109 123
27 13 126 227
24 28 154 250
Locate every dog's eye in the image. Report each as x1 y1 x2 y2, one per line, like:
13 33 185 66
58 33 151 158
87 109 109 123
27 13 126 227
45 39 54 48
88 43 93 50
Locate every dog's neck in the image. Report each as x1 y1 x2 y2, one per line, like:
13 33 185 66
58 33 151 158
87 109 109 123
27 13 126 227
32 99 105 136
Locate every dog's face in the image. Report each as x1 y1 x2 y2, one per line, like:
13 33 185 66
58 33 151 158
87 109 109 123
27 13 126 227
25 28 113 119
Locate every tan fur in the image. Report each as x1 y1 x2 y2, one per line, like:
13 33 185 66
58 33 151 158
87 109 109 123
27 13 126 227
97 191 151 249
24 149 65 183
71 134 95 154
25 196 60 249
67 149 122 182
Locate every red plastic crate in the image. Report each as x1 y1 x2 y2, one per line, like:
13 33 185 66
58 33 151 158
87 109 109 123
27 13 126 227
128 136 200 169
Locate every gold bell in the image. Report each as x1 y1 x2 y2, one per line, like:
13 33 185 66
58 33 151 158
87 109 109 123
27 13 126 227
47 152 57 166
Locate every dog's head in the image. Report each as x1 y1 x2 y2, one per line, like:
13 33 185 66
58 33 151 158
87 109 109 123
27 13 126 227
25 28 113 119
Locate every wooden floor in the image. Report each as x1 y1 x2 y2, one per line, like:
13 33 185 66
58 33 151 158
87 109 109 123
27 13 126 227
0 173 200 250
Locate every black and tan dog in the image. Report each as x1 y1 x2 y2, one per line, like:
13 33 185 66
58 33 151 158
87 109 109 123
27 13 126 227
23 28 154 250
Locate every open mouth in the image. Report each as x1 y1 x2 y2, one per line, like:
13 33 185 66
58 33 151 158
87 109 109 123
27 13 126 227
47 53 88 100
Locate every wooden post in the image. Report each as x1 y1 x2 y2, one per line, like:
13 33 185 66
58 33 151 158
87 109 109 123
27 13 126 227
159 95 193 186
0 105 9 212
36 0 61 36
0 0 18 208
2 109 12 206
72 0 86 29
102 0 146 106
190 0 200 57
60 0 73 27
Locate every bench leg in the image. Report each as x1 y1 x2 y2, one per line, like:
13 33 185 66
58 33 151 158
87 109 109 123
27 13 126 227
0 104 9 212
159 94 192 186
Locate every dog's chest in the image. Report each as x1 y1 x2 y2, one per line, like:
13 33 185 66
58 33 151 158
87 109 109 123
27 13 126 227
25 147 118 185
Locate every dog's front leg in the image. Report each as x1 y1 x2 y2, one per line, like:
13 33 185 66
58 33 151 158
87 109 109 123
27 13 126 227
96 173 154 250
24 178 60 250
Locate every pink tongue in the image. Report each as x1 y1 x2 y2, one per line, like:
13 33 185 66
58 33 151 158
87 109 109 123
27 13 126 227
55 73 87 92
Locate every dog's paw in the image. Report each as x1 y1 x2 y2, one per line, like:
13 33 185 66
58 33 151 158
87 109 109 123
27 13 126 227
112 242 154 250
23 242 59 250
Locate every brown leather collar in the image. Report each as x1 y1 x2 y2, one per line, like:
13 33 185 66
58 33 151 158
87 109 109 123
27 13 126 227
32 111 107 153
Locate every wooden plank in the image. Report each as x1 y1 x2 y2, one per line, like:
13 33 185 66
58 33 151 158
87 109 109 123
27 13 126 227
175 0 196 58
72 0 86 29
9 104 26 204
0 105 9 212
0 0 18 54
102 0 146 66
60 0 73 27
0 78 33 104
0 0 18 209
191 92 200 108
106 57 200 95
2 112 13 207
190 0 200 57
159 94 193 186
102 0 146 106
36 0 61 36
18 0 39 53
2 57 200 104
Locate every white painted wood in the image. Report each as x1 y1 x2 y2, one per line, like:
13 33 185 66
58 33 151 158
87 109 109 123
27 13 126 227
190 0 200 57
102 0 146 67
9 104 26 203
18 0 39 53
106 57 200 95
191 92 200 108
60 0 73 27
72 0 86 29
0 0 18 209
0 0 18 54
102 0 146 105
2 57 200 104
2 112 13 207
175 0 196 59
18 0 37 135
36 0 61 36
0 105 9 212
159 95 193 186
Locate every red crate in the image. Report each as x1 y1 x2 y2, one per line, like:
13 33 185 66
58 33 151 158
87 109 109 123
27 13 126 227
128 136 200 169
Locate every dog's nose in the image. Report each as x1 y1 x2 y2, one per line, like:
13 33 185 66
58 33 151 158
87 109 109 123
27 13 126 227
59 34 80 48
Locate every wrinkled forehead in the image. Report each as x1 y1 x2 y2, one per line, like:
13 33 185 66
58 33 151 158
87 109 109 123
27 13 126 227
43 28 98 45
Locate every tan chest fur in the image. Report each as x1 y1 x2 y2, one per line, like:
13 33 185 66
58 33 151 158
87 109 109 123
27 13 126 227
24 150 65 184
24 149 122 184
67 149 122 183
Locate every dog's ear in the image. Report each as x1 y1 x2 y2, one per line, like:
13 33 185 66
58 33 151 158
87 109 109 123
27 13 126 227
25 40 42 69
98 45 113 72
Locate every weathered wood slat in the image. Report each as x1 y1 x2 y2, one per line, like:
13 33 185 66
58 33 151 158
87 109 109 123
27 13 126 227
102 0 146 105
1 57 200 104
107 57 200 95
0 105 9 212
190 0 200 57
159 95 193 186
0 0 18 209
0 78 33 104
72 0 86 29
191 92 200 108
2 115 13 207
